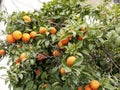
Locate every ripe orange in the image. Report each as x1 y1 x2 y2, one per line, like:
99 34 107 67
58 41 63 48
35 69 41 75
22 33 30 42
23 15 31 22
78 36 83 41
60 67 66 75
0 49 6 56
61 38 69 45
66 56 76 66
20 53 28 60
6 34 15 43
39 27 47 34
12 30 22 40
85 85 92 90
78 86 83 90
49 27 57 34
30 31 37 39
15 59 21 64
90 80 100 90
53 50 60 57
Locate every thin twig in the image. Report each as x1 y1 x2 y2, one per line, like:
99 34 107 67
102 46 120 73
11 0 20 11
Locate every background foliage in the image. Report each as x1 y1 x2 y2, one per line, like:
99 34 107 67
0 0 120 90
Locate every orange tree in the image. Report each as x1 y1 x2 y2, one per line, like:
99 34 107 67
0 0 120 90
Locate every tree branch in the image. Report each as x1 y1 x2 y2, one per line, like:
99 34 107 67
102 46 120 73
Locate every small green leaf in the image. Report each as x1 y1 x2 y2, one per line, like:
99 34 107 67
81 49 89 56
51 35 56 43
18 74 23 79
52 82 60 86
45 40 50 47
64 67 72 73
0 66 6 70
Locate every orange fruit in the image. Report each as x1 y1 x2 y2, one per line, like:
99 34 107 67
39 27 47 34
12 30 22 40
15 59 21 64
49 27 57 34
35 69 41 75
22 33 30 42
61 38 69 45
6 34 15 43
67 56 76 66
78 36 83 41
78 86 83 90
20 53 28 60
0 49 6 56
53 50 60 57
60 67 66 75
23 15 31 22
30 31 37 39
85 85 92 90
58 41 63 48
90 80 100 90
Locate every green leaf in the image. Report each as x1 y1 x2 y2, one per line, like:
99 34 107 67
51 67 58 73
72 31 77 37
52 82 60 86
73 58 83 67
37 40 42 46
41 72 48 80
89 44 94 50
115 26 120 35
18 74 23 80
45 40 50 47
26 81 34 89
13 86 23 90
30 59 35 65
115 36 120 46
51 35 57 43
76 52 83 60
5 78 9 84
0 66 6 70
81 49 89 56
64 67 71 73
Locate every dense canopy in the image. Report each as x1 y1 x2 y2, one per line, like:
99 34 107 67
0 0 120 90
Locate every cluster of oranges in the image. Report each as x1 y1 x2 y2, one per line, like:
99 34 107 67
6 27 57 44
6 30 36 43
6 15 57 44
58 36 72 49
39 27 57 35
60 56 76 75
78 80 100 90
58 29 85 49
